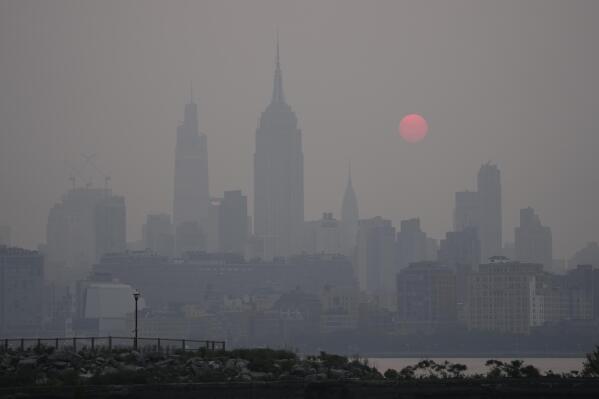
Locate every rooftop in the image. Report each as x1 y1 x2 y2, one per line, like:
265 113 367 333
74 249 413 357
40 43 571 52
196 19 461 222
0 245 40 257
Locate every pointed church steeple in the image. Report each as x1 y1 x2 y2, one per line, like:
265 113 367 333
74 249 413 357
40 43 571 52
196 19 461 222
271 33 286 104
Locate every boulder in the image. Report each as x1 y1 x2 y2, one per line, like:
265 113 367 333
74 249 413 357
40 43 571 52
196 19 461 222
101 366 119 375
329 368 348 379
208 360 222 370
51 361 69 369
224 358 236 369
129 351 143 363
291 364 310 376
120 364 142 373
17 357 37 368
305 373 327 382
249 371 272 380
48 351 82 367
145 351 165 362
185 357 204 366
34 373 49 385
79 371 94 380
155 359 174 368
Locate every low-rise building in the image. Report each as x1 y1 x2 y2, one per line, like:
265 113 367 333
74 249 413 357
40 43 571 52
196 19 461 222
76 280 141 336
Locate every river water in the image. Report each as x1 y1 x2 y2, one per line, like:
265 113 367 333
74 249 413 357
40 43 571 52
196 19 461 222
369 357 585 375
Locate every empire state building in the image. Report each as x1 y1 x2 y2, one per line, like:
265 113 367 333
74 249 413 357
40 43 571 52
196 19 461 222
253 40 304 259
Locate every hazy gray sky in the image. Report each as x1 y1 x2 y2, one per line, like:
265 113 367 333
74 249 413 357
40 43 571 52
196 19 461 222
1 0 598 258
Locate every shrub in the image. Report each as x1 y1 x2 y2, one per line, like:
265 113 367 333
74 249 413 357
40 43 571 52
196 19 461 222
384 368 399 380
583 346 599 377
228 348 297 372
318 352 348 369
485 359 540 378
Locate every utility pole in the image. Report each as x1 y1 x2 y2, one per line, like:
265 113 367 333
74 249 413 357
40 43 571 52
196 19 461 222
133 289 140 350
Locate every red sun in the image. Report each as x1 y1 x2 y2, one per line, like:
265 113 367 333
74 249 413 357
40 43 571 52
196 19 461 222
399 114 428 143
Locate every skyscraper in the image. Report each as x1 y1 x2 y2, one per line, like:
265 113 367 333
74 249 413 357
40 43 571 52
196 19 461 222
396 218 428 270
205 197 222 253
253 38 303 259
453 190 479 232
218 190 248 255
94 195 126 260
437 227 480 313
355 217 396 308
46 187 125 283
477 163 502 261
515 207 552 269
438 227 481 270
173 89 210 255
341 165 359 257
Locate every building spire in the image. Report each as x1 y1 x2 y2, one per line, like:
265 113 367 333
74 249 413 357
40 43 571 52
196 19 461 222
189 81 194 104
271 31 286 104
276 28 280 66
341 160 359 256
348 161 353 187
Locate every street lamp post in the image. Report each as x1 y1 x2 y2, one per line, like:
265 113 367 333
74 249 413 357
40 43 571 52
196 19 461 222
133 289 140 350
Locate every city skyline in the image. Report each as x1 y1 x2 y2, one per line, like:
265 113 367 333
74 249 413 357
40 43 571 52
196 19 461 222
4 2 599 376
2 1 599 259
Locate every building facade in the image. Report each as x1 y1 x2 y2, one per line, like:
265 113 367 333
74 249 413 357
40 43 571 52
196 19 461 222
438 227 481 270
477 163 502 261
302 213 343 255
46 187 126 283
397 262 457 331
93 251 355 309
467 262 542 334
396 218 428 270
94 195 127 260
218 190 248 255
354 217 396 309
515 207 552 269
453 190 479 232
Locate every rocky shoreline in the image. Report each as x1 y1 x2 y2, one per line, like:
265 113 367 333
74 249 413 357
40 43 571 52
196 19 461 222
0 347 382 387
2 346 599 398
